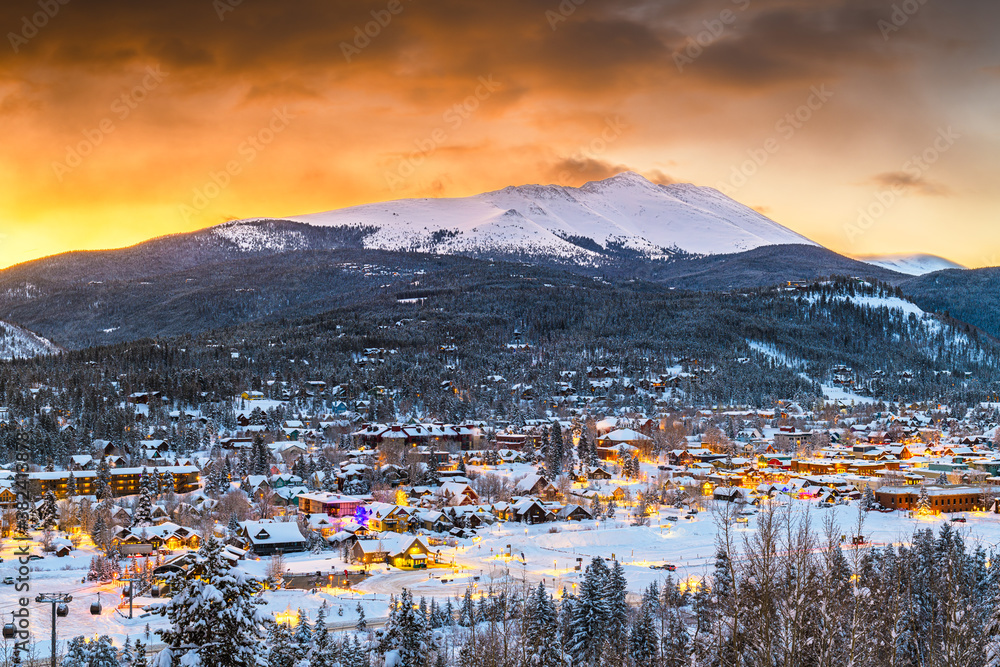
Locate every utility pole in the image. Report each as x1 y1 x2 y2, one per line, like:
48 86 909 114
119 575 140 619
34 593 72 667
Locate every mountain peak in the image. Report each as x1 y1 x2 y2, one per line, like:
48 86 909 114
245 173 819 260
854 253 966 276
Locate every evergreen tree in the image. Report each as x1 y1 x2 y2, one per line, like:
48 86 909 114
525 582 562 667
95 457 113 502
133 469 153 526
268 621 297 667
39 489 57 530
292 608 313 661
310 604 334 667
860 486 875 511
605 559 630 664
379 589 429 667
356 602 367 632
154 537 269 667
629 601 659 667
66 471 78 498
570 557 612 666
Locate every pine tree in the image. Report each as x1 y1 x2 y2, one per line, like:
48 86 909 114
550 423 564 476
39 489 57 530
379 589 428 667
424 453 441 487
66 471 78 497
571 557 612 666
525 582 563 667
629 601 658 667
356 602 367 632
293 608 313 661
268 621 297 667
459 588 476 627
605 559 630 664
95 457 113 502
917 485 932 514
154 536 269 667
133 469 153 527
860 486 875 511
310 604 334 667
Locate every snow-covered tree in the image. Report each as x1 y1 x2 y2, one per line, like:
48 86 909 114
153 537 269 667
570 557 611 666
379 589 430 667
524 582 562 667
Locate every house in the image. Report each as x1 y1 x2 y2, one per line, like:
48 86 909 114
364 504 413 533
437 482 480 506
240 520 308 555
298 492 363 518
556 504 594 521
415 510 451 533
386 535 438 569
512 498 551 524
596 428 651 460
351 539 392 565
515 474 560 500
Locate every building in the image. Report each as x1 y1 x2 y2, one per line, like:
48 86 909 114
29 466 200 498
875 484 991 512
240 520 308 556
297 492 363 518
773 430 831 452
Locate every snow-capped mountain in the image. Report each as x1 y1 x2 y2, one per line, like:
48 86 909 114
0 320 60 360
855 253 965 276
231 172 817 261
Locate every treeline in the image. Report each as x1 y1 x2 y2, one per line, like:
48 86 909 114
1 267 998 465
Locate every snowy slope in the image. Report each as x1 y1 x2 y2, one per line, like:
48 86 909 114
239 172 817 260
854 253 965 276
0 320 60 360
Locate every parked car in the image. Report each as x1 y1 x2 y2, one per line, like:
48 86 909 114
2 577 14 585
665 516 679 522
951 517 967 523
649 563 677 571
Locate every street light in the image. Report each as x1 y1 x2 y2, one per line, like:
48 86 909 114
35 593 72 667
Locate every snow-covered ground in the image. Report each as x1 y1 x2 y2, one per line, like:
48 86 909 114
6 497 999 656
0 320 60 361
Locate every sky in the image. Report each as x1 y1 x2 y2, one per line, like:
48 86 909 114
1 0 998 269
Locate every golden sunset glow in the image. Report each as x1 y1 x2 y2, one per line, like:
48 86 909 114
1 0 998 269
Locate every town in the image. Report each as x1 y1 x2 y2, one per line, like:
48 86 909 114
4 366 1000 665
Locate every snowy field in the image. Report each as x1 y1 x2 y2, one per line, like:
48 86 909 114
3 498 1000 656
